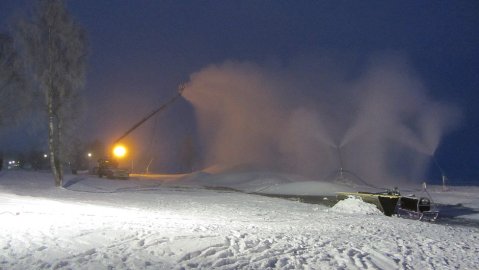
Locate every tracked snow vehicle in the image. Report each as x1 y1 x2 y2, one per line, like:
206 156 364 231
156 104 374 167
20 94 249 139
337 188 438 221
96 158 129 180
396 195 438 221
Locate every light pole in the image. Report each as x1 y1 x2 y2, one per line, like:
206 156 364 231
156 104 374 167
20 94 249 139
87 152 93 171
433 156 447 192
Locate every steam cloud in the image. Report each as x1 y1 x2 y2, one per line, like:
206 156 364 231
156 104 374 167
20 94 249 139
183 55 460 186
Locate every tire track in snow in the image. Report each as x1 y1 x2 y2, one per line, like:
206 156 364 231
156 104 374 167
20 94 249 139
176 233 346 269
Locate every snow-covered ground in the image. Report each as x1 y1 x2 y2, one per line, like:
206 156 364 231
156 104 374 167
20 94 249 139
1 170 478 269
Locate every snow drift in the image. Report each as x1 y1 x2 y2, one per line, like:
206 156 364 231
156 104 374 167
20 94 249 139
330 196 383 215
0 170 478 269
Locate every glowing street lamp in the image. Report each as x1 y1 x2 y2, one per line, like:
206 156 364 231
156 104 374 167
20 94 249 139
113 145 127 159
87 152 92 158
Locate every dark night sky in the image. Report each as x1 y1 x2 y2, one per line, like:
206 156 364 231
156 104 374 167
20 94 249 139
1 1 478 182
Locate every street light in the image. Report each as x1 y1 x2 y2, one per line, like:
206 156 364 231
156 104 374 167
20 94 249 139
87 152 92 158
113 145 127 159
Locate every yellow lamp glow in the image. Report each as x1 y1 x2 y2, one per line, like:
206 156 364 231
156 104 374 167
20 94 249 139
113 145 127 158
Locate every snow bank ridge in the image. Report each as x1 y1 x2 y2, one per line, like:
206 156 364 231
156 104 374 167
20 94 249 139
331 196 383 215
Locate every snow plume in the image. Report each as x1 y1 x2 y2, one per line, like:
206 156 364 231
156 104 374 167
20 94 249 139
182 62 285 170
183 55 460 186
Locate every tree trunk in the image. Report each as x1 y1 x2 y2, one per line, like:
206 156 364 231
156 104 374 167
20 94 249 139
48 93 62 187
47 24 62 188
57 111 64 183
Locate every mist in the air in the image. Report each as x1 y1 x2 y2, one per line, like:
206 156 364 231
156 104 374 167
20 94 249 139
182 54 460 186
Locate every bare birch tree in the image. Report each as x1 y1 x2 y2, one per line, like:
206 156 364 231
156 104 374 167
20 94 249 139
14 0 87 186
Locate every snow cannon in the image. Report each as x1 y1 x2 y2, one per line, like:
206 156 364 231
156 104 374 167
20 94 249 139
336 189 439 221
94 85 185 179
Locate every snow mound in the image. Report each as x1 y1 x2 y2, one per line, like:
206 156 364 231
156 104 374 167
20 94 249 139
331 196 383 215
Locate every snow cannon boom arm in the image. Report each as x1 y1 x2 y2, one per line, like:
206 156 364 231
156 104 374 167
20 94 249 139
113 85 186 144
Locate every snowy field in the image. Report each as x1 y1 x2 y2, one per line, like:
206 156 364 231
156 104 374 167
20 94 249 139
1 170 479 269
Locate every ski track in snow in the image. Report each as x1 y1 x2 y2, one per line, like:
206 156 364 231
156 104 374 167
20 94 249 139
0 171 478 269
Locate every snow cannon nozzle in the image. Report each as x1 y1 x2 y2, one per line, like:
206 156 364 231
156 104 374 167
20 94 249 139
178 83 186 96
